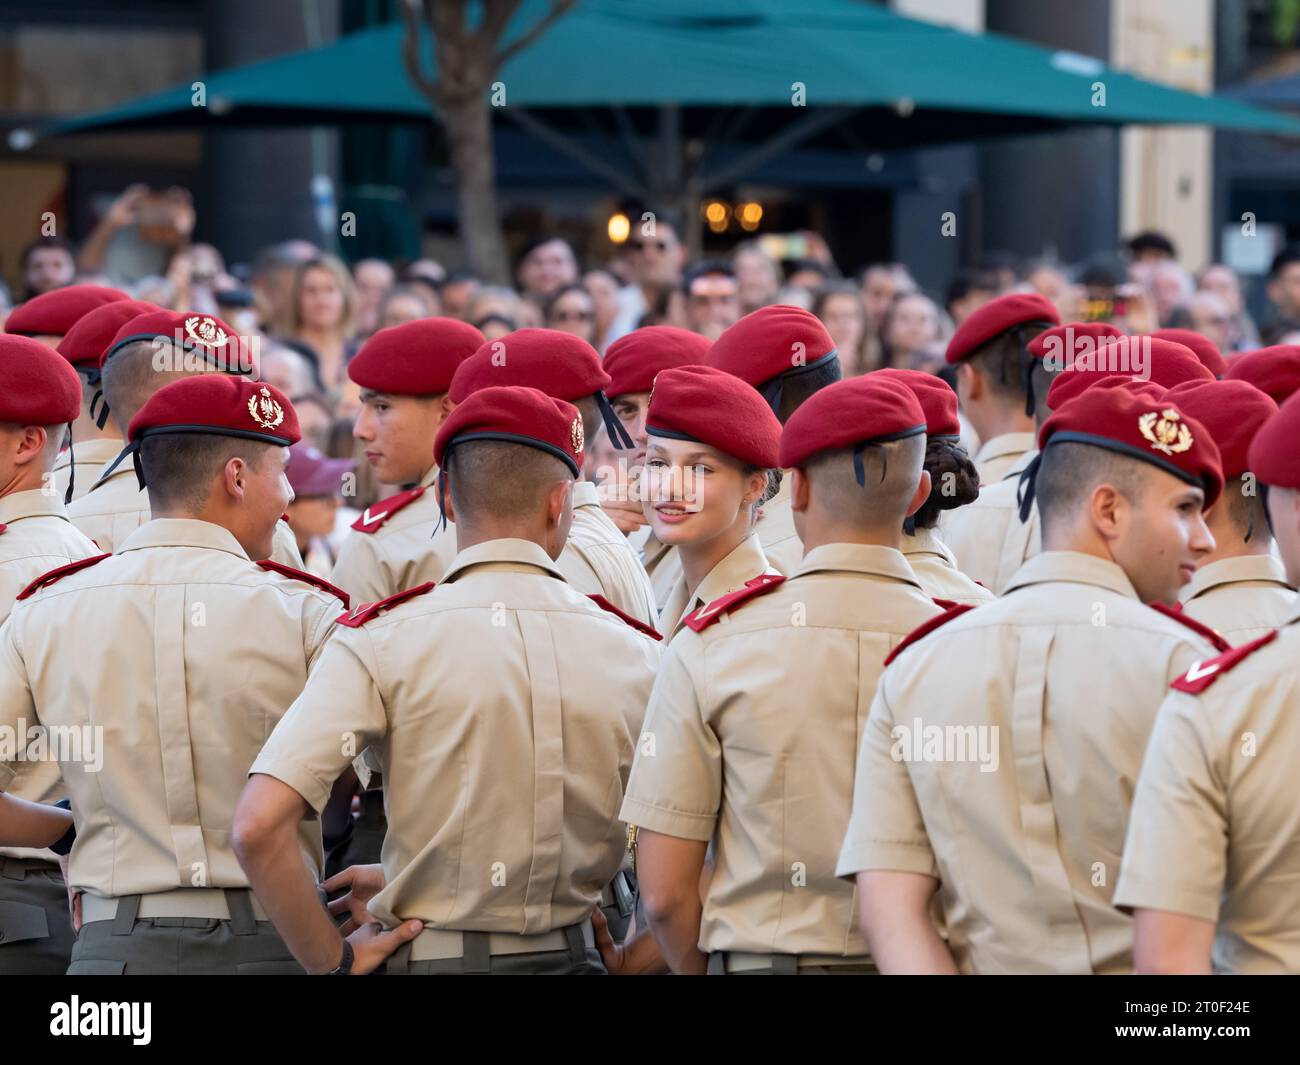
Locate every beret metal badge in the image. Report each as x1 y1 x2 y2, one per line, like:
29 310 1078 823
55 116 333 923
570 416 585 454
1138 408 1193 456
184 315 228 349
248 385 285 431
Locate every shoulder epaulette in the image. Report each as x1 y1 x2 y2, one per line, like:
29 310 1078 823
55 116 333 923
683 573 786 633
335 581 435 628
256 559 350 609
1171 630 1278 695
587 594 662 641
1149 601 1231 654
884 603 975 666
16 553 111 600
351 487 426 534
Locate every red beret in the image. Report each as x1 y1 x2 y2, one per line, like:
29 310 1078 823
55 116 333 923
129 376 300 448
1150 328 1228 378
449 328 610 404
645 365 782 468
1224 345 1300 406
1026 321 1123 360
872 368 959 437
1037 386 1223 508
945 293 1059 364
780 374 927 470
104 310 257 375
56 299 159 371
1046 336 1212 410
0 335 83 424
347 317 485 396
4 284 127 337
706 305 837 390
604 326 710 399
434 385 583 477
1247 391 1300 490
1164 380 1277 480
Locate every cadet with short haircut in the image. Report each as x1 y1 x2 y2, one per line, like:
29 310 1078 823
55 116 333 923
235 385 661 975
839 383 1225 974
0 376 346 974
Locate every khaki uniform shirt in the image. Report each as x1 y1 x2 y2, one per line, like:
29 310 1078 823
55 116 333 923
901 528 995 607
0 488 101 860
1114 604 1300 974
658 533 775 639
51 438 123 503
755 477 803 576
972 430 1036 487
942 449 1040 594
329 465 456 606
621 544 942 956
67 456 304 567
0 519 338 899
251 538 661 934
836 551 1216 974
558 480 658 630
642 531 683 612
1178 554 1296 646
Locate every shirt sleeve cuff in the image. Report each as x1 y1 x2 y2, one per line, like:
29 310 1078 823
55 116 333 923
249 753 334 815
619 796 715 842
1112 872 1220 923
836 840 939 880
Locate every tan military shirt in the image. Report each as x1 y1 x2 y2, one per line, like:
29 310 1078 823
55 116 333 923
972 430 1036 486
621 543 941 956
658 533 774 638
0 488 101 860
1178 554 1296 646
942 449 1040 594
67 456 304 566
330 464 455 606
836 551 1216 974
642 531 683 611
901 527 995 607
251 538 661 934
51 438 123 503
755 477 803 576
559 480 659 629
0 518 338 898
1114 605 1300 974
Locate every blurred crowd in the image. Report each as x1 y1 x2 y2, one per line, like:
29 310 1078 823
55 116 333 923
8 183 1300 575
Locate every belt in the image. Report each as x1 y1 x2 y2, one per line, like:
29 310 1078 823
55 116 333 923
81 887 270 925
409 921 595 962
0 856 59 881
708 950 874 974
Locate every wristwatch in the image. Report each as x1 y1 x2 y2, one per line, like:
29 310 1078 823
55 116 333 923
325 938 354 976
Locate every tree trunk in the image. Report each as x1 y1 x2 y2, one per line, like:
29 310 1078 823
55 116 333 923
442 88 510 284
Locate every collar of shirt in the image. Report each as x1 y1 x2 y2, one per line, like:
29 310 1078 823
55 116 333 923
572 479 600 510
900 526 958 569
0 487 72 525
1003 549 1139 600
682 532 772 613
1180 553 1296 603
54 437 124 471
441 537 568 584
89 447 137 490
118 517 252 559
794 542 925 589
975 431 1036 465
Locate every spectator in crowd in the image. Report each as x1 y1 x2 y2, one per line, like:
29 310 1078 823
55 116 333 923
1198 262 1260 351
1147 259 1195 328
515 237 580 303
438 272 480 321
352 258 396 337
881 291 946 370
543 282 599 345
215 286 259 337
607 208 687 342
1164 290 1234 356
681 260 742 341
975 250 1021 293
785 258 833 292
378 283 439 329
859 262 917 330
1025 260 1078 321
946 268 999 327
288 255 358 392
250 239 320 336
468 285 529 341
19 236 77 300
1126 229 1178 263
582 268 621 351
1263 245 1300 344
813 281 874 377
731 240 781 315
